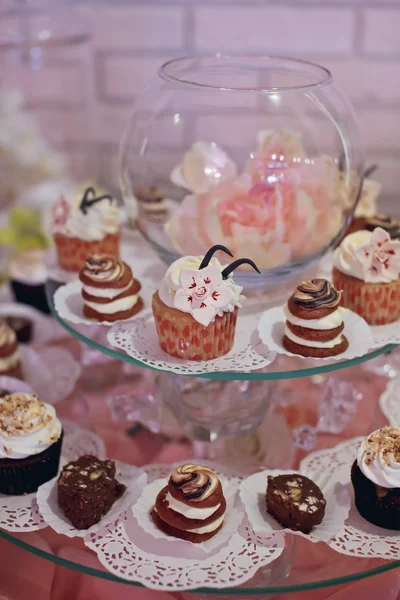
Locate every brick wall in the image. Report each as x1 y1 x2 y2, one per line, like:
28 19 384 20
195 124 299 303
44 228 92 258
64 0 400 214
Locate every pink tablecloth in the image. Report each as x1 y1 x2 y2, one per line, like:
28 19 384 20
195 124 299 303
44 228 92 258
0 338 399 600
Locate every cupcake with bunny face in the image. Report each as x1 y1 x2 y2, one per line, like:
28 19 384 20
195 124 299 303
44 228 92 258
152 245 260 361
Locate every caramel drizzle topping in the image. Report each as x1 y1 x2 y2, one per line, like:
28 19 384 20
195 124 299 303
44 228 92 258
293 279 341 310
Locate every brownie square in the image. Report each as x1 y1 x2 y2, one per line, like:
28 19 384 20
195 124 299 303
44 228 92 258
57 455 126 530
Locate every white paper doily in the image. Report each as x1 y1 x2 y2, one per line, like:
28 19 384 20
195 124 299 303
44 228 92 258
86 461 285 591
239 468 350 543
108 313 275 375
20 345 81 405
37 461 147 539
369 322 400 348
53 279 151 327
0 302 63 346
258 306 374 361
379 377 400 426
0 420 105 532
300 437 400 560
132 476 240 555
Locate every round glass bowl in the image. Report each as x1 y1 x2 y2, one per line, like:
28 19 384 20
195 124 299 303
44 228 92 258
119 54 363 291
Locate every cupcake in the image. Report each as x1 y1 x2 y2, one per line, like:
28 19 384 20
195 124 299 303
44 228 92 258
151 463 226 543
79 255 143 322
3 316 33 344
58 455 125 529
0 392 63 495
52 187 121 272
283 279 348 358
0 321 22 378
266 473 326 534
338 214 400 244
10 249 50 314
152 245 260 361
351 427 400 530
333 227 400 325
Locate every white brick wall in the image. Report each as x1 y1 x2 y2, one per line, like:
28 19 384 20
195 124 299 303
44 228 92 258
55 0 400 213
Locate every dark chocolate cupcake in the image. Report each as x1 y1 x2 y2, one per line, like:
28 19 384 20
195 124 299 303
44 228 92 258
3 316 33 344
0 393 63 495
351 427 400 530
10 250 50 314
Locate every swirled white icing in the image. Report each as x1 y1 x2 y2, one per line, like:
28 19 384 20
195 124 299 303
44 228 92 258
53 194 119 241
284 305 344 330
158 256 244 327
84 294 139 314
357 427 400 488
0 393 62 459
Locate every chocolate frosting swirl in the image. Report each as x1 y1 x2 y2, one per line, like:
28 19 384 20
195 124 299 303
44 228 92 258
0 321 16 347
365 214 400 239
80 255 127 284
293 279 341 310
170 464 219 502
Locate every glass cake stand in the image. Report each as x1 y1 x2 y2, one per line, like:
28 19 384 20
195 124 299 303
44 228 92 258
0 281 398 596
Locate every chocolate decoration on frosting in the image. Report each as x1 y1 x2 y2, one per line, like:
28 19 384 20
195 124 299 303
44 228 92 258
221 258 260 279
79 187 113 215
365 215 400 239
171 464 219 502
293 279 341 310
199 245 233 270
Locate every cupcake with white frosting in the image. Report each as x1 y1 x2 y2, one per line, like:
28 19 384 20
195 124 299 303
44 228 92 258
152 244 260 361
79 255 143 323
0 392 63 495
333 227 400 325
351 427 400 530
0 321 22 379
52 186 120 272
151 464 226 543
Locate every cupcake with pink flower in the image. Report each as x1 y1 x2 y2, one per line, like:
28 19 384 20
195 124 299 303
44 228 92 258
333 227 400 325
152 245 259 361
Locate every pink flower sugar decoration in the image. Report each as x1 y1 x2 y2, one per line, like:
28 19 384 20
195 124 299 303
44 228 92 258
355 227 400 283
51 194 71 231
173 265 234 326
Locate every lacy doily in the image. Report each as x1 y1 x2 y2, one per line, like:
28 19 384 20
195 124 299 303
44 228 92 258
86 461 285 591
300 438 400 560
370 322 400 348
379 377 400 427
0 420 105 532
108 313 275 375
258 307 374 361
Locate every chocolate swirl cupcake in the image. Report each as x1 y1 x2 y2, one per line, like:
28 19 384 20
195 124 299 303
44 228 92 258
293 279 341 311
365 215 400 239
79 254 143 322
0 321 22 378
283 279 348 358
151 463 226 543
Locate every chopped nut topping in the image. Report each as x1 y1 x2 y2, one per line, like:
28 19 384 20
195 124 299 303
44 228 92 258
89 470 104 481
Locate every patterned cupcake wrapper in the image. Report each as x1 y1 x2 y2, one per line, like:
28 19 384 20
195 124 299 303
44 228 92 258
54 232 120 272
332 268 400 326
153 304 238 361
0 433 63 495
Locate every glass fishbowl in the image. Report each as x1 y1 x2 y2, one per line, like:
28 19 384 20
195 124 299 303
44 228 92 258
119 54 363 291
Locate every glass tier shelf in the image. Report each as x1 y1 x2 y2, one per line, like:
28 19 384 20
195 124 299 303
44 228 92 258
0 313 399 594
46 278 396 381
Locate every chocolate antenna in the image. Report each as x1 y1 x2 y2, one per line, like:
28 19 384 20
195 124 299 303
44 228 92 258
221 258 261 279
364 164 378 179
79 187 113 214
199 244 233 269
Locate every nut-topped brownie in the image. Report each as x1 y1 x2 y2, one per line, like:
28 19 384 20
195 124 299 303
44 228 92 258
266 473 326 534
57 455 126 530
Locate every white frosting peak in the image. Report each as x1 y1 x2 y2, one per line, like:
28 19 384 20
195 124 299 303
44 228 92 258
158 255 244 327
357 427 400 488
0 393 62 459
334 228 400 283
